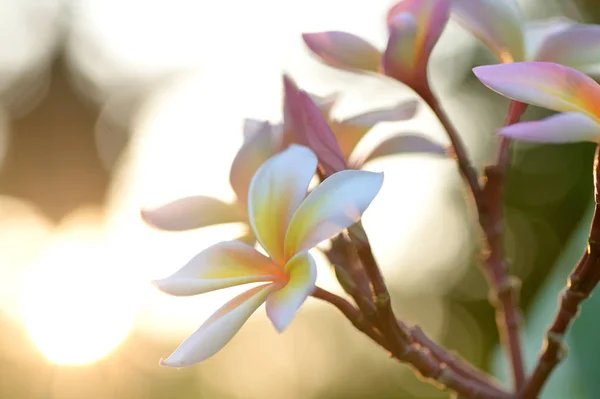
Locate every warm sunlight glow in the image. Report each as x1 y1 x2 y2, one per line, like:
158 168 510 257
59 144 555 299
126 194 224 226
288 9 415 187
21 208 138 365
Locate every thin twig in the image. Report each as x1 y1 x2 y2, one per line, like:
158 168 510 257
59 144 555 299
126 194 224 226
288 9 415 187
521 145 600 398
419 87 526 391
312 286 389 350
327 234 506 395
312 287 512 399
398 321 505 392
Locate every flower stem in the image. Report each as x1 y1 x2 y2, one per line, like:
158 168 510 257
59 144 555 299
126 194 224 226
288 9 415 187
521 145 600 398
419 87 526 391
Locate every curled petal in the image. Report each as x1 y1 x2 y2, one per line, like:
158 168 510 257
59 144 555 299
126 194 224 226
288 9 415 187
284 170 384 258
231 121 281 205
153 241 285 296
499 112 600 143
473 62 600 120
161 283 277 367
302 31 382 73
385 0 450 82
358 133 448 166
283 75 347 175
141 196 245 231
332 100 419 158
534 24 600 77
452 0 525 63
266 251 317 331
248 145 318 264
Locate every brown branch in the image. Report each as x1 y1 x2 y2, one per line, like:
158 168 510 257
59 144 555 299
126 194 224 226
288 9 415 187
398 321 505 392
326 234 506 396
420 88 527 391
521 145 600 398
312 287 512 399
346 221 411 353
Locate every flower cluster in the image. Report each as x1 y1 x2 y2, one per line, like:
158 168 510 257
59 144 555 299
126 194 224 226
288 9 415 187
143 1 600 398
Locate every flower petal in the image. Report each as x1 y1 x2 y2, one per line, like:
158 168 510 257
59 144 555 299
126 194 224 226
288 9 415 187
243 118 268 141
153 241 285 296
248 145 318 264
309 91 338 118
302 31 382 73
283 75 347 176
266 251 317 332
284 170 383 258
358 133 448 166
161 283 277 367
383 13 419 83
332 100 419 159
473 62 600 120
524 17 574 61
499 112 600 143
452 0 525 63
141 196 245 231
534 24 600 77
384 0 450 82
230 121 281 205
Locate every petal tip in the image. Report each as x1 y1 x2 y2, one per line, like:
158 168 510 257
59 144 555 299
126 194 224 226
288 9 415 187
159 357 181 368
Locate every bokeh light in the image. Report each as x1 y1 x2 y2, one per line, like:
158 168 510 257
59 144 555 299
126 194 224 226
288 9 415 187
21 207 139 365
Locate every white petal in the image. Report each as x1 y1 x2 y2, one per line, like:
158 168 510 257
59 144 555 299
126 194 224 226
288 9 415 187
284 170 383 258
161 284 277 367
153 241 285 296
141 196 244 231
248 145 318 264
266 251 317 332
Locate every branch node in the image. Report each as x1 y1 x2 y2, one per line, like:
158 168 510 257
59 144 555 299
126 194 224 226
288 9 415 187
375 292 391 309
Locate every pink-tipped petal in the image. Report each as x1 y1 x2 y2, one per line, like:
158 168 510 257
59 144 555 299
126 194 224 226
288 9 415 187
452 0 525 63
266 251 317 332
332 100 419 159
160 283 277 367
358 133 448 166
298 91 348 175
385 0 450 82
284 170 384 258
302 31 382 73
282 75 347 175
534 24 600 77
499 112 600 143
153 241 285 296
230 121 281 205
141 196 245 231
248 145 318 264
473 62 600 120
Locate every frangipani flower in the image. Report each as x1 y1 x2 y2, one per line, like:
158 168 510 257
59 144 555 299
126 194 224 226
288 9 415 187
142 91 338 242
282 75 446 171
153 145 384 366
473 62 600 143
452 0 600 75
302 0 451 90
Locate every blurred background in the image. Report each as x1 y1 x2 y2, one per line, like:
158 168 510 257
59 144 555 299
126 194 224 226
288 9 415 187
0 0 599 398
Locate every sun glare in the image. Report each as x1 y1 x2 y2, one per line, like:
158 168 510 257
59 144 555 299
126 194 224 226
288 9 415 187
20 208 139 365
